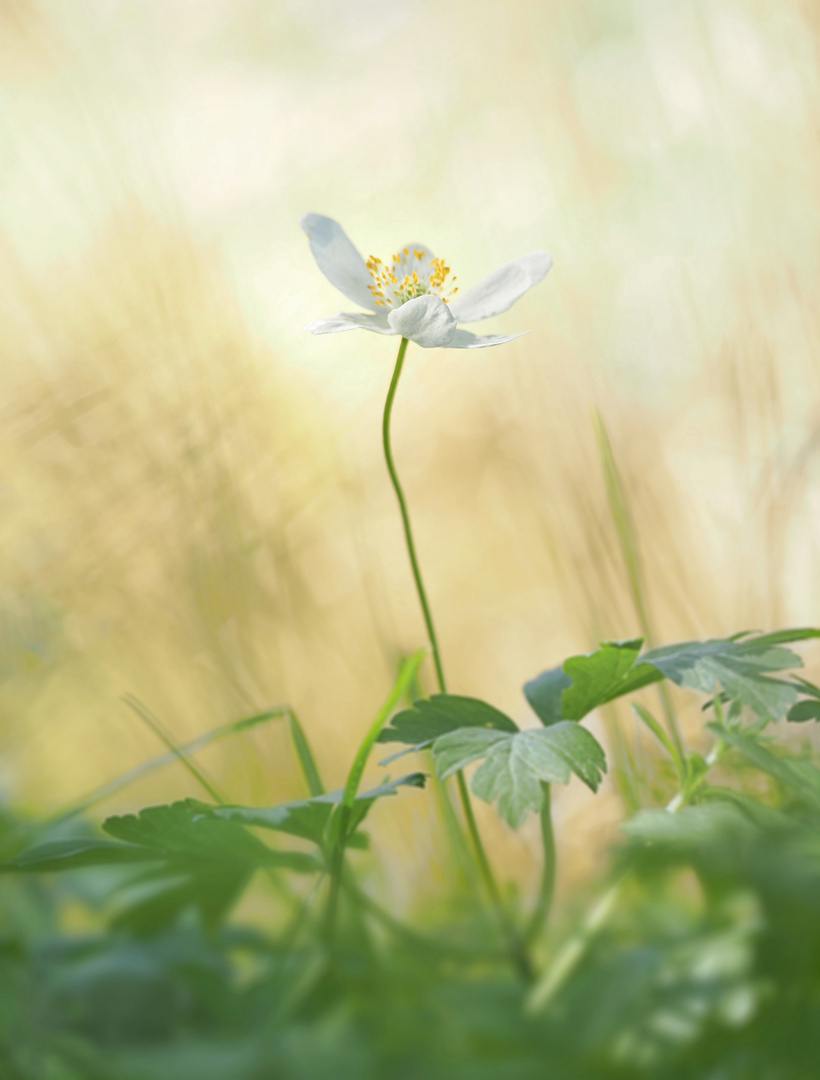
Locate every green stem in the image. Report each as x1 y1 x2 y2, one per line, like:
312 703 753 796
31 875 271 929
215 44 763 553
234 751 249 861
342 870 505 963
382 338 446 690
382 338 510 940
526 728 729 1013
525 784 556 944
324 650 426 941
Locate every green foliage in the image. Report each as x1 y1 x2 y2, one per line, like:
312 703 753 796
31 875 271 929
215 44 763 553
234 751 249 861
4 801 321 935
525 639 661 725
377 694 519 752
433 723 607 827
709 724 820 811
525 630 820 727
622 802 756 851
209 772 426 851
3 628 820 1077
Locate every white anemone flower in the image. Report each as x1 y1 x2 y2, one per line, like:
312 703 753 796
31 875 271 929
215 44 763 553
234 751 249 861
301 214 553 349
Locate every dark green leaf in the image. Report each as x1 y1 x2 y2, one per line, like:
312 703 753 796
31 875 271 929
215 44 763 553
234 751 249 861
209 773 426 848
376 695 519 758
522 665 571 726
102 802 281 864
4 801 320 931
524 640 661 726
525 629 819 728
621 804 756 850
788 700 820 723
432 723 607 828
700 786 799 831
562 640 661 719
209 799 331 845
1 838 155 872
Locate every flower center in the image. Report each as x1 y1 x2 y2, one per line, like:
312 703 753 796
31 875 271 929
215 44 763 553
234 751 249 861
365 248 459 308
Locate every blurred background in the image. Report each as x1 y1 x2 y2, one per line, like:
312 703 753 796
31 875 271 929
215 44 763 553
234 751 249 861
2 0 819 910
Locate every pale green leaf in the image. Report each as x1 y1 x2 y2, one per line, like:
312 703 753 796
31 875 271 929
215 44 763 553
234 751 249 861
432 723 606 828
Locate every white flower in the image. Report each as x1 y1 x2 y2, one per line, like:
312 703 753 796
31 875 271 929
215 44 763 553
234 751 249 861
300 214 553 349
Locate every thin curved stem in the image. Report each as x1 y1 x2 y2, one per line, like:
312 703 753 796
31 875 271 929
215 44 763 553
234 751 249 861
382 337 446 691
382 337 517 964
526 731 729 1013
525 783 556 945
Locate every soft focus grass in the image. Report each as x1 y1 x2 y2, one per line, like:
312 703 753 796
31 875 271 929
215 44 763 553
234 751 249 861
1 0 820 913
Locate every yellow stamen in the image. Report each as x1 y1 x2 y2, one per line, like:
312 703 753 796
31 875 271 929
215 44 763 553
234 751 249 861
364 245 457 307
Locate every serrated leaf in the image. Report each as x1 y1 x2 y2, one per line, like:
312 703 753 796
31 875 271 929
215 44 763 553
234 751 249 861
209 773 426 850
431 729 511 779
102 801 285 865
524 639 661 726
377 695 518 751
5 800 322 931
561 640 661 719
643 638 801 721
524 630 819 728
432 722 607 828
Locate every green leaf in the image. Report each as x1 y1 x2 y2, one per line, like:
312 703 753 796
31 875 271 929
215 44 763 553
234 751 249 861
788 700 820 723
524 640 662 726
209 773 426 849
621 803 756 850
209 799 331 845
643 638 802 721
1 838 155 872
791 675 820 700
709 725 820 811
3 800 321 931
521 665 571 726
286 711 325 796
432 722 607 828
700 786 799 831
101 801 308 868
524 629 819 728
376 694 519 761
104 801 321 930
735 627 820 648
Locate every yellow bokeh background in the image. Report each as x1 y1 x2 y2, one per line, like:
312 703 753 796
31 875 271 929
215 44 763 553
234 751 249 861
2 0 819 906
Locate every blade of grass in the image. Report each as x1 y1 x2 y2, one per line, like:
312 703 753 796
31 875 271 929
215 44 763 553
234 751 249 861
594 411 686 764
324 649 427 939
121 694 225 804
632 702 685 783
286 709 325 796
47 705 293 825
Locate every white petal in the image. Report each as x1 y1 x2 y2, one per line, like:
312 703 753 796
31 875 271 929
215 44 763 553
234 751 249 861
446 329 529 349
305 311 395 336
396 241 435 278
387 295 457 348
449 251 552 323
300 213 380 312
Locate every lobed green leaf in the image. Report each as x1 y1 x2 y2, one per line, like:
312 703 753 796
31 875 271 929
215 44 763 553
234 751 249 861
432 722 606 828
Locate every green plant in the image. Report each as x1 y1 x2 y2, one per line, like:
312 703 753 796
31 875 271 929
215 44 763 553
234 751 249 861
2 222 820 1078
